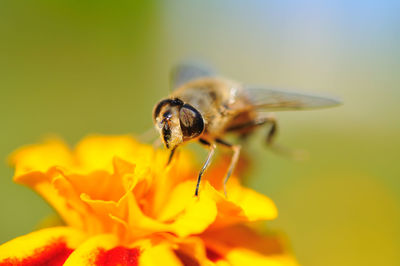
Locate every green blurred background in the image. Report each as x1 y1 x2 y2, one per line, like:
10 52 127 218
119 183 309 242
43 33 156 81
1 1 399 265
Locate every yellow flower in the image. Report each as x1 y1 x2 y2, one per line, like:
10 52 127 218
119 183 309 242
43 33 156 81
0 135 298 265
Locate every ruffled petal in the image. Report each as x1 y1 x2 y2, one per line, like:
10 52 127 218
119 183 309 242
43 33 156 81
0 227 86 266
8 135 297 265
107 180 218 239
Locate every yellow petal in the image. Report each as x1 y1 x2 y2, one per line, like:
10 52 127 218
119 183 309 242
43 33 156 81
233 185 278 221
10 138 73 178
64 234 143 266
64 234 117 266
170 194 218 237
139 244 183 266
64 234 183 266
74 135 149 172
226 178 278 221
205 178 278 228
0 227 86 265
204 155 277 225
107 180 217 239
156 180 218 237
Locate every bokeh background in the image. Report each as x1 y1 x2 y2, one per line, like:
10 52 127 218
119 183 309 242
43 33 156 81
1 1 399 265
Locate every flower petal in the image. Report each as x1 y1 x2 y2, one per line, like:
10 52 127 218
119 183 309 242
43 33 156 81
64 234 140 266
162 234 213 266
139 244 183 266
204 178 278 228
74 135 152 172
14 169 87 230
0 227 86 266
52 174 102 233
155 180 218 237
64 234 184 266
8 135 294 264
108 180 218 239
10 139 73 178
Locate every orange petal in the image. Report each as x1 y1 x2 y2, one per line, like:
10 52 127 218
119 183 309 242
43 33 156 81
0 227 86 266
52 174 102 233
15 170 87 230
64 170 125 203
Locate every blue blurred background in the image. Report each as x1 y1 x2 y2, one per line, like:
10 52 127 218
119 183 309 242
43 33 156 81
1 1 399 265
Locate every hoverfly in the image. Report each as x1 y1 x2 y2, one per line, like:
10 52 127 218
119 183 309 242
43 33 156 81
153 62 341 196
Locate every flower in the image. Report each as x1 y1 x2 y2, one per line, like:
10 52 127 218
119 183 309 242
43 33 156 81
0 135 298 265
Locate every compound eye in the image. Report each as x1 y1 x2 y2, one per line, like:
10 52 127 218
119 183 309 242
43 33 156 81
153 98 184 122
179 104 204 139
153 99 172 122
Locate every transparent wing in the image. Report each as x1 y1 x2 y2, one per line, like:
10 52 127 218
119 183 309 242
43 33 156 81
243 87 342 111
170 62 215 90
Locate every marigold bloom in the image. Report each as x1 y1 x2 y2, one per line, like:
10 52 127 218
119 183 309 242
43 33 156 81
0 135 298 265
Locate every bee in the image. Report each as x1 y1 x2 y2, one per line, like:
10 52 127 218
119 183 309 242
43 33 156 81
153 62 341 196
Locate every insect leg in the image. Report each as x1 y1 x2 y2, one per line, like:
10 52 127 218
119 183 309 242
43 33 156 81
166 147 177 166
195 139 217 196
226 114 277 141
216 139 241 197
225 117 269 132
263 116 307 159
227 114 305 159
264 116 278 146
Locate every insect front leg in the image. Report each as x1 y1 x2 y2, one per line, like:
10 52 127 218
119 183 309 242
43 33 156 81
216 139 241 197
195 139 217 196
166 147 177 166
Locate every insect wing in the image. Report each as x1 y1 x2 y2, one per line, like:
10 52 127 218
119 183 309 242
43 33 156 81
170 62 215 90
242 87 342 111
